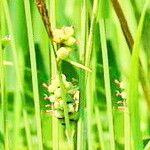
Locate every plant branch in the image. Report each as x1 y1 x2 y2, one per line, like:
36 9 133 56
36 0 52 38
36 0 57 58
111 0 134 50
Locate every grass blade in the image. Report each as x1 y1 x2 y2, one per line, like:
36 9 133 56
24 0 43 149
127 0 150 149
99 19 116 150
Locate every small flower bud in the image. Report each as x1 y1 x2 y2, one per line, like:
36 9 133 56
59 100 64 109
49 95 55 103
120 91 127 99
68 103 75 113
51 77 60 88
56 47 70 60
54 88 61 98
74 90 79 100
48 84 56 93
64 81 72 89
54 101 60 109
63 36 76 46
63 26 74 38
45 104 51 108
54 110 64 118
52 29 64 43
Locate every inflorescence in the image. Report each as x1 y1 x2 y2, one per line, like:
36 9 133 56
114 79 127 110
52 26 77 60
43 26 80 123
43 74 79 120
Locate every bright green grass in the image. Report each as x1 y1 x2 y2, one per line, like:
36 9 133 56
0 0 150 150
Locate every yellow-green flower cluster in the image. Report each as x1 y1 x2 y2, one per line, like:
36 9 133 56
114 79 127 110
44 74 79 119
52 26 76 60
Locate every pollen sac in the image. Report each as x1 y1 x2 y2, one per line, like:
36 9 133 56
43 74 79 121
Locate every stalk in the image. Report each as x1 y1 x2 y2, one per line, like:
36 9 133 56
99 19 115 150
48 0 60 149
24 0 43 149
77 0 87 149
2 0 24 149
95 107 105 150
23 110 32 150
127 1 149 149
0 26 8 150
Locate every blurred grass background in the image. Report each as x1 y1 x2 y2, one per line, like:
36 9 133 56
0 0 150 150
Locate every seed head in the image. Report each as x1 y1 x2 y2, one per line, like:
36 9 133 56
52 28 65 43
56 47 70 60
63 26 74 38
63 36 76 46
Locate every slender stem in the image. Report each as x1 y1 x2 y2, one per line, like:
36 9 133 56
2 0 23 149
124 108 131 150
0 31 8 150
24 0 43 149
23 110 32 150
57 63 72 141
111 0 134 50
85 0 99 68
48 0 59 149
36 0 53 38
99 19 115 150
36 0 57 58
77 0 88 149
95 107 105 150
128 1 149 149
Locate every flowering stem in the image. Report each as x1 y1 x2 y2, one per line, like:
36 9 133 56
36 0 57 58
57 62 73 142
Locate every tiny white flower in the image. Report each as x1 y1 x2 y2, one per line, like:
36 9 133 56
68 103 75 113
74 90 79 100
49 95 55 103
54 88 61 98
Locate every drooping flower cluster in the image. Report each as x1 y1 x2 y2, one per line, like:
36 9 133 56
52 26 76 60
114 79 127 110
43 74 79 119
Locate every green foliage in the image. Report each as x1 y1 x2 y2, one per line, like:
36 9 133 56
0 0 150 150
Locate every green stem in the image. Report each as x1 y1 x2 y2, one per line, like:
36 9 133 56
2 0 23 149
95 107 105 150
128 1 149 149
0 30 8 150
24 0 43 149
57 63 72 142
77 0 88 149
23 110 32 150
111 0 134 50
85 0 99 68
99 19 115 150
